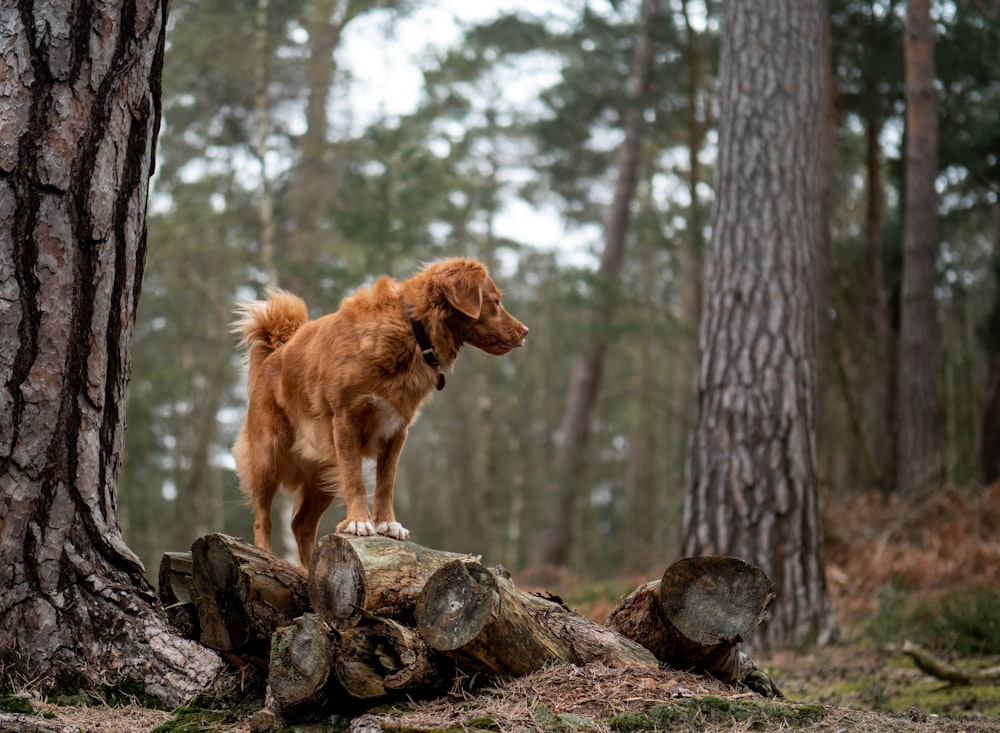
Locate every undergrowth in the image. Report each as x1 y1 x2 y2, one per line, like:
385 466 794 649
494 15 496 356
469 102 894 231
867 578 1000 655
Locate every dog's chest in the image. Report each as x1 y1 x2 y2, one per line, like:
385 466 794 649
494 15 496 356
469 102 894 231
365 396 407 442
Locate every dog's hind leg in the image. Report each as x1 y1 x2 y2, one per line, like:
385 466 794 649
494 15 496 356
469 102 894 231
235 432 280 552
291 487 335 567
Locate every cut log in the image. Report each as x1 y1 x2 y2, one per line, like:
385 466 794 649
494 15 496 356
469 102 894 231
158 551 200 639
308 533 479 630
415 560 658 675
191 533 310 657
269 613 345 717
605 556 779 694
336 615 450 699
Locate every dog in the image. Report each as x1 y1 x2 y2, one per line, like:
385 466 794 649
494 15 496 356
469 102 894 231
232 258 529 566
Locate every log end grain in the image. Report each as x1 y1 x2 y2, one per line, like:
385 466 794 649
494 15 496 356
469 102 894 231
269 614 340 716
660 556 775 644
415 561 497 652
309 534 368 629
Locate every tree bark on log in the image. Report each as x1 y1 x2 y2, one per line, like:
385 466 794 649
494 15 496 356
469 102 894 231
606 556 780 695
308 534 479 629
268 613 345 717
191 533 310 657
337 615 450 699
159 551 200 639
416 561 658 675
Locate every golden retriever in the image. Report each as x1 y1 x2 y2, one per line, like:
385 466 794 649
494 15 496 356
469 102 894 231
232 258 529 566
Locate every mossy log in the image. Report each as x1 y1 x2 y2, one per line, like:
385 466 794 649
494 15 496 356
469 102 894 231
308 533 479 630
605 556 780 695
415 560 658 675
268 613 345 717
336 615 450 698
191 533 310 657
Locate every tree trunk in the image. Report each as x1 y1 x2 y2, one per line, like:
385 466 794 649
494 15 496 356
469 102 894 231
191 533 310 658
864 72 894 493
982 213 1000 485
415 561 658 675
285 0 348 305
683 0 838 650
308 533 480 629
0 1 223 705
898 0 942 499
605 557 778 694
534 0 661 571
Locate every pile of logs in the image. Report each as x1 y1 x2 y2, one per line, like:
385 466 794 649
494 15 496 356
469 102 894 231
159 533 780 720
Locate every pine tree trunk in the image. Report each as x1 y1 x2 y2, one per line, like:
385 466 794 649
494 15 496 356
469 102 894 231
898 0 942 499
534 0 661 571
683 0 838 650
285 0 346 306
982 214 1000 485
0 1 222 705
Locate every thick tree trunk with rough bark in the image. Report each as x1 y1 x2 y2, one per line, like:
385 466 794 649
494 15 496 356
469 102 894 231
898 0 942 499
683 0 838 650
0 1 222 705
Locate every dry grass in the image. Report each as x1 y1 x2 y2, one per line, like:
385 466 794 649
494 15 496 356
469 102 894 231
355 664 728 732
824 483 1000 607
352 662 1000 733
0 700 171 733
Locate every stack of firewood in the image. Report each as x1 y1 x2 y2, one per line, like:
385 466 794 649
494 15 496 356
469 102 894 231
159 533 779 719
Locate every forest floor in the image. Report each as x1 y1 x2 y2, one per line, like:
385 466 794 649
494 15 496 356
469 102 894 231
4 483 999 732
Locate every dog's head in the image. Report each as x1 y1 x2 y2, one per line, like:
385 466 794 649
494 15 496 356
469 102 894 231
431 259 529 355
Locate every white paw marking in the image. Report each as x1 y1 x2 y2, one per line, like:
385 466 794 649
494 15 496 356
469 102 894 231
376 521 410 540
343 520 377 537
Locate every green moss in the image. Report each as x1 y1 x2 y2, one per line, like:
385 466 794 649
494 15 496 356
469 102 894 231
150 703 229 732
464 715 500 730
607 710 652 731
880 680 1000 718
101 676 168 709
0 694 35 715
647 697 827 730
532 703 595 731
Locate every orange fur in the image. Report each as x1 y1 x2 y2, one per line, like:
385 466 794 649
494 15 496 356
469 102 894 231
232 258 529 566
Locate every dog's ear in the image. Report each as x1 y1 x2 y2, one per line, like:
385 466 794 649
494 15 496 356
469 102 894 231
436 262 484 319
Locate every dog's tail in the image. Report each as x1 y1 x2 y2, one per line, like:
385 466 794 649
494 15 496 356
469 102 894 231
233 289 308 372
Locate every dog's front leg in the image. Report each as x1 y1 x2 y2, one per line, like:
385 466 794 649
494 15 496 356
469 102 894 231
331 416 377 537
372 426 409 540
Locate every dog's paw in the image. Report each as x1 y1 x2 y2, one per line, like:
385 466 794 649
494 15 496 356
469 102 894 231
340 519 377 537
375 521 410 540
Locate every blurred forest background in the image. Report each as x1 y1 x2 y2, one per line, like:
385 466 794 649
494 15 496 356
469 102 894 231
119 0 1000 584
